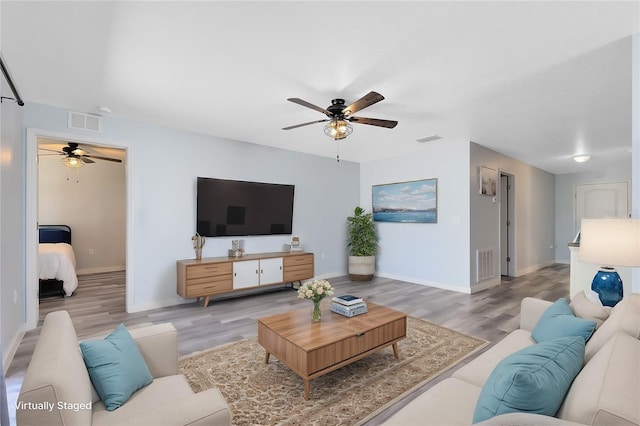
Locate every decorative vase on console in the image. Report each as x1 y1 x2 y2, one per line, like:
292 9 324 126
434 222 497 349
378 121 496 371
297 279 334 322
192 233 205 260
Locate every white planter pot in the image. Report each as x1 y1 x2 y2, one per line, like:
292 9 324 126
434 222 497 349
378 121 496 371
348 255 375 281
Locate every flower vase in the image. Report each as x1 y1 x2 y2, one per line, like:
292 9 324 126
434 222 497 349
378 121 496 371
311 300 322 322
194 248 202 260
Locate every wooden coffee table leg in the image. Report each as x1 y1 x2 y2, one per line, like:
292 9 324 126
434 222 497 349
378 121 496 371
392 342 400 359
264 351 270 364
304 379 310 400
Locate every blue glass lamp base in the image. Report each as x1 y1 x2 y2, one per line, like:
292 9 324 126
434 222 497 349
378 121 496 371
591 267 623 307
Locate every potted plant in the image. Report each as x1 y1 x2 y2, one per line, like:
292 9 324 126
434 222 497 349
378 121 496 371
347 206 378 281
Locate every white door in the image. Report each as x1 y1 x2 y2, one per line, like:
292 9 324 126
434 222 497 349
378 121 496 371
575 182 629 233
259 257 283 285
233 260 259 289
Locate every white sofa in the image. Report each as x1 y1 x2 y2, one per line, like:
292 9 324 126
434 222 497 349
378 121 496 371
17 310 231 426
383 293 640 426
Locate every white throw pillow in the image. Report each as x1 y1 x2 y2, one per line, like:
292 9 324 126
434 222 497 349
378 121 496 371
569 291 610 329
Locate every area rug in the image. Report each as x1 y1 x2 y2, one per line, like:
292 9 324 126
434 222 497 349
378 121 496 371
179 317 489 426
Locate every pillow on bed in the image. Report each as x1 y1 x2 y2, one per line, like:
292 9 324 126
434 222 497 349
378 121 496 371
80 324 153 411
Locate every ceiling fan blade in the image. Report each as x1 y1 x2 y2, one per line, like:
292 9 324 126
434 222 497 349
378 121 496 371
348 116 398 129
286 98 330 115
39 147 64 154
282 119 329 130
79 157 95 164
82 154 122 163
342 91 385 115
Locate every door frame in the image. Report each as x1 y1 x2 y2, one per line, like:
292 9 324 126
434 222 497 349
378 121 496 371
25 127 134 329
499 171 516 277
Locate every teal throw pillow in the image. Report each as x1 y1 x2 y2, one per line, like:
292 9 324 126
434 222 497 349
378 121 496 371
80 324 153 411
472 336 585 423
531 298 596 343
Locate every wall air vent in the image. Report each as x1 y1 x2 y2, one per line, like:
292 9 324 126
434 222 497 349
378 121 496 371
476 248 496 282
68 111 101 132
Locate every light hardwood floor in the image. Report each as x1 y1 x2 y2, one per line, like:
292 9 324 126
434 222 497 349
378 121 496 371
6 264 570 425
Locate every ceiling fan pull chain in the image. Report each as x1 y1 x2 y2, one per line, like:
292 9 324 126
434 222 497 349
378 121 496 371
336 141 340 162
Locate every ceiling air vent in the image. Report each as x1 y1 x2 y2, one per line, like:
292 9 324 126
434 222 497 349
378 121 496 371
68 111 101 132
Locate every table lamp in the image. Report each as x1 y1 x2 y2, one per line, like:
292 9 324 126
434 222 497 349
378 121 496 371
579 218 640 307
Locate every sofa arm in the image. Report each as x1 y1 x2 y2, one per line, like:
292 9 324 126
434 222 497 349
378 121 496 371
129 323 179 378
519 297 553 331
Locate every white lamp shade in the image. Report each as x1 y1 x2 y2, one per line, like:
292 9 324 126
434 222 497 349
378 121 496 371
579 218 640 267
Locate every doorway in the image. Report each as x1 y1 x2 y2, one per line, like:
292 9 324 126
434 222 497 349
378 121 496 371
500 172 515 277
26 128 132 329
37 137 126 301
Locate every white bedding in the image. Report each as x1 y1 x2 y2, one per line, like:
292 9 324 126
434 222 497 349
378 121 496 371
38 243 78 296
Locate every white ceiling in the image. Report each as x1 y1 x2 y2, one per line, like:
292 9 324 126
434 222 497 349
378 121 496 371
3 1 639 174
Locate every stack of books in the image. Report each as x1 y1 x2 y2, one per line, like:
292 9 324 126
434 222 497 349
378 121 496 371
330 294 368 317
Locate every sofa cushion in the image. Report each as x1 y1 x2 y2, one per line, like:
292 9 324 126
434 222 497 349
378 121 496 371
381 377 482 426
584 293 640 363
472 336 585 424
453 329 534 388
92 375 231 426
531 298 596 343
570 290 610 329
557 332 640 426
80 324 153 411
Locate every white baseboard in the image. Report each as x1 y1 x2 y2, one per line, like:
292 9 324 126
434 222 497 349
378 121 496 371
375 272 472 294
76 265 126 276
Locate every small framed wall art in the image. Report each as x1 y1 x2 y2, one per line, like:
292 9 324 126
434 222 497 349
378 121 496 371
478 166 497 196
372 178 437 223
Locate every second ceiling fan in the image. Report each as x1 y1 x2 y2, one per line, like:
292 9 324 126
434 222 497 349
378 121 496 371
283 91 398 140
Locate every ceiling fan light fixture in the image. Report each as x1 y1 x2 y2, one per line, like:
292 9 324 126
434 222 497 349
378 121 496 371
324 119 353 140
61 156 84 168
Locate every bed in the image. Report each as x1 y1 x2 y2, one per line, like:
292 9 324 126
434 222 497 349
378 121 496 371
38 225 78 297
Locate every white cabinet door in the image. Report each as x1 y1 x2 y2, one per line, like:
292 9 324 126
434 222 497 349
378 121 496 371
259 257 283 285
233 260 259 289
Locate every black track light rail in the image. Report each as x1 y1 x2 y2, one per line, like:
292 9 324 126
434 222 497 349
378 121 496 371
0 54 24 106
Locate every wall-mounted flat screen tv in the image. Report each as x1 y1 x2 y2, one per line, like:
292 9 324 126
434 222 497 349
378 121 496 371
196 177 295 237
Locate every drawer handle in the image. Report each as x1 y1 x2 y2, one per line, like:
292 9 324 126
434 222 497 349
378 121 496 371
355 332 365 337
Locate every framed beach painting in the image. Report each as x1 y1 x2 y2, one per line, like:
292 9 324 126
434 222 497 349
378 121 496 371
372 178 437 223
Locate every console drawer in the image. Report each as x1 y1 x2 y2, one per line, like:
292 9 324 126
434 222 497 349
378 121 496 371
185 279 232 297
284 254 313 267
307 318 406 374
187 262 232 279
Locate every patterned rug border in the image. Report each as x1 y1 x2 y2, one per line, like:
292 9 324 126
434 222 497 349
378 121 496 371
179 316 490 426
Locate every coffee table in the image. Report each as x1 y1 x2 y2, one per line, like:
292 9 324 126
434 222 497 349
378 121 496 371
257 302 407 400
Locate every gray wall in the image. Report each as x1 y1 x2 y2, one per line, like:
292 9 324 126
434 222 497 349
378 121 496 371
25 102 360 313
360 139 471 292
1 78 26 368
470 143 556 285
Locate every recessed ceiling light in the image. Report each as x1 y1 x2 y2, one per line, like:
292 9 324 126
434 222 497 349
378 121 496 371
573 154 591 163
416 135 443 143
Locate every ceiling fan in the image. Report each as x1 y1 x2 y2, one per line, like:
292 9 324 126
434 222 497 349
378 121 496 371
39 142 123 168
283 91 398 140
